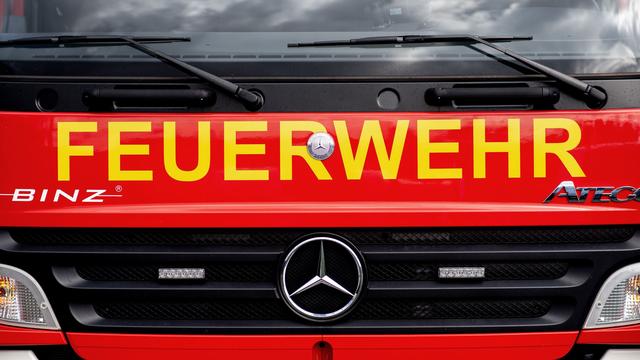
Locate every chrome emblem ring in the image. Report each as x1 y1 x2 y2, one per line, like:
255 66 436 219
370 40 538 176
307 132 335 161
279 236 365 322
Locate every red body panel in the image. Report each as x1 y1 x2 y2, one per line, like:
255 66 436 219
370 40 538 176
0 325 66 346
578 324 640 344
67 332 578 360
325 333 579 360
67 333 319 360
2 109 639 357
1 110 639 228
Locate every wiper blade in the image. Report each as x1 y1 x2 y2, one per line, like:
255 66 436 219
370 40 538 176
289 34 607 108
0 35 191 46
0 35 264 110
288 34 533 47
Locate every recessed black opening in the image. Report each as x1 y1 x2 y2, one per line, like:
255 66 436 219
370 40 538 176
35 88 59 111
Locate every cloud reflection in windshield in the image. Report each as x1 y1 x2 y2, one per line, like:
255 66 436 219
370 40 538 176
10 0 640 75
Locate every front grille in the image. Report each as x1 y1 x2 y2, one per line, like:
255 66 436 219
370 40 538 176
1 226 638 334
9 226 634 246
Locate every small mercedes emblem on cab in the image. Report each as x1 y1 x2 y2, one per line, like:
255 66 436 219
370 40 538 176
307 132 335 161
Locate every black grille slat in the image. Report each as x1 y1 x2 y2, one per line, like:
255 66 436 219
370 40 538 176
353 299 552 320
388 227 635 245
94 299 551 321
95 301 290 321
9 226 634 247
77 263 276 282
78 261 569 282
368 262 569 281
9 230 301 247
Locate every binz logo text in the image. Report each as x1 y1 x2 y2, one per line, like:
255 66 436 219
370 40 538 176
0 189 122 203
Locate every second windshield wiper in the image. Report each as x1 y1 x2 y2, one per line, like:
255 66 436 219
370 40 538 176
289 34 607 108
0 35 264 110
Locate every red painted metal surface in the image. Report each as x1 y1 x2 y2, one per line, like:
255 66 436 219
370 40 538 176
326 333 579 360
578 323 640 344
0 324 66 346
67 333 320 360
0 110 639 228
67 332 578 360
1 109 639 354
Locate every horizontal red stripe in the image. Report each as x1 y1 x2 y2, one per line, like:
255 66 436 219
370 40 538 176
68 334 319 360
0 324 66 346
578 323 640 344
67 332 578 360
325 333 578 360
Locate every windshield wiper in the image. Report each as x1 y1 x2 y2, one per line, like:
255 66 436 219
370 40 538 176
0 35 191 46
289 34 607 108
0 35 264 110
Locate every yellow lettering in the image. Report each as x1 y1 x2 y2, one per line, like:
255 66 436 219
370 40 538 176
533 118 585 178
473 119 521 178
417 120 462 179
108 122 152 181
280 121 331 180
164 121 211 182
224 121 268 180
57 122 97 181
334 120 408 180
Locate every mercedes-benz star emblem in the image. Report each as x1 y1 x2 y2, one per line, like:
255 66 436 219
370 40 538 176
307 132 335 161
279 236 365 322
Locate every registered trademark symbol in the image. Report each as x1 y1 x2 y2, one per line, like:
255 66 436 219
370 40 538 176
115 185 123 193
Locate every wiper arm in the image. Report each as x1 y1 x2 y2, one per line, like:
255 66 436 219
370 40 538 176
0 35 264 110
289 34 607 108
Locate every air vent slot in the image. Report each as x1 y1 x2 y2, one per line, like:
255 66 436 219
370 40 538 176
425 84 560 109
83 86 215 111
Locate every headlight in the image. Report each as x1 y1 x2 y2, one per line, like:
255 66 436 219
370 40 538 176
0 264 59 330
585 263 640 329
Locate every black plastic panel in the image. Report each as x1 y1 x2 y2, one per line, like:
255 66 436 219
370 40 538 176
0 77 639 113
1 227 640 334
10 226 634 246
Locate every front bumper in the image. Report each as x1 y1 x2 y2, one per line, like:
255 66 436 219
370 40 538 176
14 331 581 360
3 328 640 360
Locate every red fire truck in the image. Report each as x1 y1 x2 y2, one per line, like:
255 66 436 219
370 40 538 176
1 0 639 359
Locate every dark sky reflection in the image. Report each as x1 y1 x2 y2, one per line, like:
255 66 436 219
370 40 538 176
2 0 638 75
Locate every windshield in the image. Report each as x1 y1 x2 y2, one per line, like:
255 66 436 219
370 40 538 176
0 0 639 78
